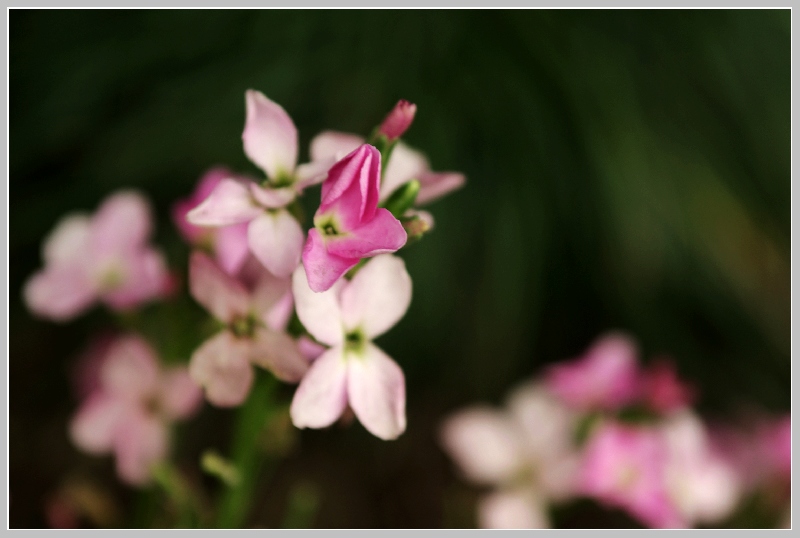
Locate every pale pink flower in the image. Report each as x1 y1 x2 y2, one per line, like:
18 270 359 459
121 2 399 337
378 99 417 141
172 167 250 276
578 421 684 528
478 488 550 529
188 252 308 407
69 335 202 486
187 90 330 278
641 358 696 415
310 130 465 208
289 255 411 440
544 332 641 412
24 191 170 321
302 144 406 292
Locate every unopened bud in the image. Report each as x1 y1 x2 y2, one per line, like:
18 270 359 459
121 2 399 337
378 99 417 140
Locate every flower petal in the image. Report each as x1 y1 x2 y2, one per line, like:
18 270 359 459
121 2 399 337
380 141 429 202
309 130 364 163
189 251 250 323
347 343 406 440
242 89 298 180
213 222 251 276
172 167 232 243
248 183 296 209
99 336 160 402
340 254 412 338
291 261 344 346
23 267 97 321
158 366 203 420
325 208 407 261
101 248 170 311
113 409 168 485
319 144 381 228
186 177 262 226
290 346 349 429
90 191 153 255
416 171 466 205
69 393 126 454
378 99 416 141
42 213 91 266
478 489 550 529
294 157 337 191
189 331 254 407
250 328 309 383
300 228 360 294
247 210 304 278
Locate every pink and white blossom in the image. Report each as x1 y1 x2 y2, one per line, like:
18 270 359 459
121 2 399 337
69 335 202 486
24 191 171 321
289 255 411 440
302 144 407 292
188 251 308 407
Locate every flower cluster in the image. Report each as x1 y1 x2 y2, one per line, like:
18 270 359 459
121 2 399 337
440 332 788 529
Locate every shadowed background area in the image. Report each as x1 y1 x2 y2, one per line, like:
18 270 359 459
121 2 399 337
10 9 789 528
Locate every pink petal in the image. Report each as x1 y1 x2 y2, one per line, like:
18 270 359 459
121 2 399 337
101 248 170 310
186 177 262 227
90 191 153 256
291 262 345 346
189 251 251 323
300 228 360 294
294 157 337 191
42 214 91 266
416 171 466 205
251 269 292 320
171 167 232 243
324 209 408 262
113 409 168 485
189 331 254 407
250 328 309 383
248 183 296 209
99 336 160 402
346 343 406 440
319 144 381 229
378 99 416 141
290 346 349 429
23 267 97 321
380 141 429 202
478 489 550 529
440 407 525 485
309 130 365 163
213 222 251 276
340 254 412 339
263 290 294 332
69 393 126 454
247 210 304 278
242 90 298 180
297 336 326 361
158 366 203 420
642 358 696 414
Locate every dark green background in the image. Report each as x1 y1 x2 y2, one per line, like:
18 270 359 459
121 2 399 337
10 9 790 528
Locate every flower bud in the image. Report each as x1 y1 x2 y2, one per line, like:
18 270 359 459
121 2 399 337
378 100 416 140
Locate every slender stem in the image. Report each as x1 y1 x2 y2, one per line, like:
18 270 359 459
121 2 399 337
215 370 279 528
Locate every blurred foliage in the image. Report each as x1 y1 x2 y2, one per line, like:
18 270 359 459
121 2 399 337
10 9 789 528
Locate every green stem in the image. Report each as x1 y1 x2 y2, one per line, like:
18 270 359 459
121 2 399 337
215 370 279 528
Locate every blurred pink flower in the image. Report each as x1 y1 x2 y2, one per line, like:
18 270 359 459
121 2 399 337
188 251 308 407
290 255 411 440
641 358 696 415
24 191 170 321
187 90 331 278
378 99 417 140
544 332 641 412
69 335 202 486
302 144 406 292
578 421 684 528
310 131 465 208
478 488 550 529
172 167 250 276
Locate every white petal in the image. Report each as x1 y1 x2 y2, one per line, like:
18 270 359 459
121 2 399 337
242 90 298 180
189 251 251 323
347 343 406 441
379 141 429 202
290 346 349 429
309 130 364 162
247 210 304 278
248 183 296 209
186 177 262 226
250 328 309 383
340 254 411 338
42 213 91 266
189 332 254 407
291 264 344 346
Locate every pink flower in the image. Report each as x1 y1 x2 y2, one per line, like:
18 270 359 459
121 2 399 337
302 144 406 292
310 130 465 208
69 335 202 485
187 90 331 278
24 191 170 321
188 251 308 407
544 332 641 412
478 488 550 529
289 255 411 440
641 358 696 415
172 167 250 276
578 421 684 528
378 99 417 140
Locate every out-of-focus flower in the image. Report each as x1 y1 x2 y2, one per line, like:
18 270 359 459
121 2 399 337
188 251 308 407
440 382 581 528
69 335 202 485
302 144 406 292
24 191 170 321
290 255 411 440
578 421 684 528
640 358 696 415
187 90 331 278
172 167 250 276
310 131 465 208
378 99 417 141
544 333 641 412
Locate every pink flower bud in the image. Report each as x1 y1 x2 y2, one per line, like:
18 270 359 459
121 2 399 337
378 100 417 140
